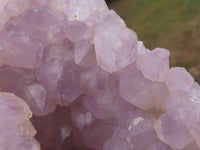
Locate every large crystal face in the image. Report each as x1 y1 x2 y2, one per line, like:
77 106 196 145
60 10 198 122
0 0 199 150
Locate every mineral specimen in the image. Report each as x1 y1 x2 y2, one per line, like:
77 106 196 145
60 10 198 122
0 92 39 150
0 0 199 150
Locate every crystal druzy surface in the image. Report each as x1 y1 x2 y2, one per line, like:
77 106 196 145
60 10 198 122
0 0 199 150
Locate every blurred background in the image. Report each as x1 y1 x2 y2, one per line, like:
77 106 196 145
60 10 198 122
106 0 200 82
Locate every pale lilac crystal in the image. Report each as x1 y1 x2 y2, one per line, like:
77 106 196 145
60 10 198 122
154 109 193 149
22 83 56 116
0 66 34 93
0 0 30 30
49 0 108 22
63 21 88 43
119 63 155 110
189 82 200 103
74 40 96 67
164 90 189 110
24 84 47 113
136 41 149 56
69 96 95 129
0 92 39 150
94 18 137 73
137 48 170 81
0 20 45 68
165 67 194 91
110 111 158 150
150 81 169 108
0 0 199 150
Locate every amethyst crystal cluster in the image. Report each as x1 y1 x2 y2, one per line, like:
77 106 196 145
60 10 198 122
0 0 200 150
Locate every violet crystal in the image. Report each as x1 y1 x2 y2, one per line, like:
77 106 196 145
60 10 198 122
0 0 199 150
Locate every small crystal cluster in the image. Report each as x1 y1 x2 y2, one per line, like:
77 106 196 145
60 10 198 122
0 0 200 150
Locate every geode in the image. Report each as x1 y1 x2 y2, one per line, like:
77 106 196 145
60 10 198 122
0 0 200 150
